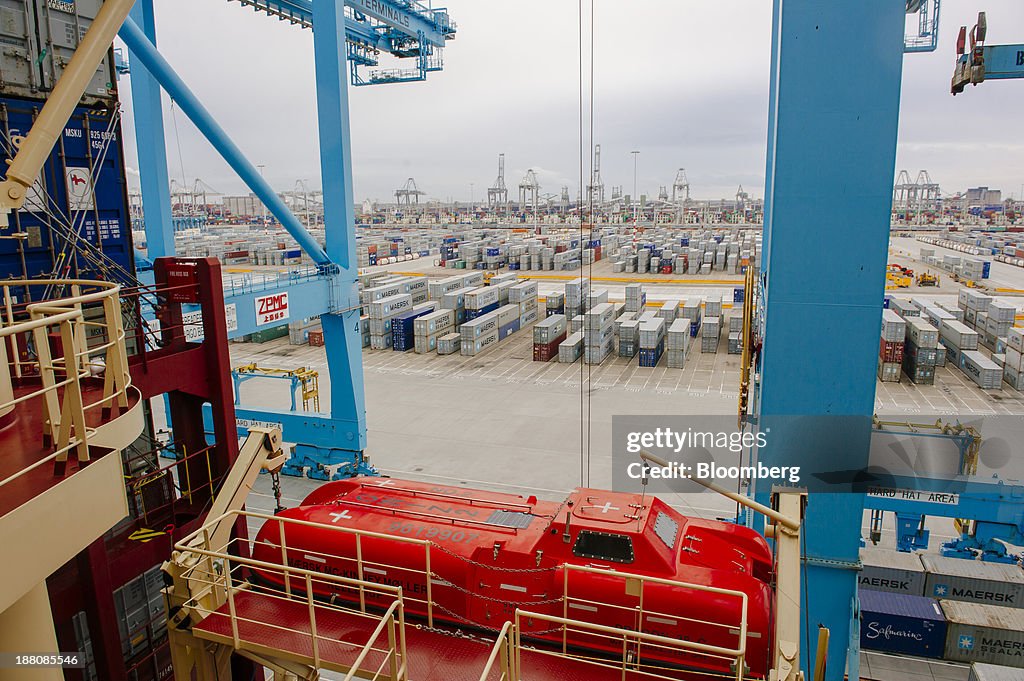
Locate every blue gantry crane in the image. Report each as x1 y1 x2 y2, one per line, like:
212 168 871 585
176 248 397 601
124 0 456 480
951 11 1024 94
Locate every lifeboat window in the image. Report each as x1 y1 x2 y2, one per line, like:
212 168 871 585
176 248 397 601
572 530 635 564
652 512 679 549
487 509 534 529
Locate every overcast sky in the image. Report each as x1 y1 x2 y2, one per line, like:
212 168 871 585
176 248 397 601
116 1 1024 203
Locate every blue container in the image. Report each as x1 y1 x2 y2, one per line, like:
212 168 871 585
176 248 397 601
680 238 690 247
883 294 891 309
733 286 745 303
486 247 500 257
639 339 665 367
859 589 946 660
690 320 701 338
499 319 520 340
465 302 499 321
983 261 992 279
0 97 135 282
285 249 302 259
391 309 432 351
508 262 520 270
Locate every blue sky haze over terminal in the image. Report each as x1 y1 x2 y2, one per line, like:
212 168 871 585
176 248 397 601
117 1 1024 203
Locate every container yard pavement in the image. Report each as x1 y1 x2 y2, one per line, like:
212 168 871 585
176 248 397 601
229 318 1024 494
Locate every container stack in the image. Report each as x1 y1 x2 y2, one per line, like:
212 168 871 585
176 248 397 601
511 281 539 328
460 310 500 356
533 314 567 362
624 284 646 313
367 293 413 349
288 316 321 345
666 319 690 368
465 287 501 321
559 331 584 363
701 317 721 353
545 292 565 318
565 278 590 319
584 303 616 364
587 289 609 310
658 300 679 323
681 298 702 337
940 319 980 369
878 309 906 383
618 317 640 358
390 302 437 351
1005 328 1024 390
638 318 665 367
414 308 456 354
705 295 723 319
903 317 939 385
496 304 520 340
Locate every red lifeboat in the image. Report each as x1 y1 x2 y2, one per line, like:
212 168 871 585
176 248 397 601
251 477 775 678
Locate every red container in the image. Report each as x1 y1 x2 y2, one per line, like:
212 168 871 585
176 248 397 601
308 330 324 347
533 335 565 361
660 264 673 274
879 338 904 363
594 246 602 261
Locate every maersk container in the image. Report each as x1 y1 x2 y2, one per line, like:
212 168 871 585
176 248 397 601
519 306 539 328
970 662 1024 681
859 548 925 596
942 600 1024 668
414 309 455 337
466 287 500 310
0 97 135 281
922 555 1024 608
959 350 1004 391
509 281 538 303
460 311 500 340
460 329 499 356
363 283 405 303
368 294 413 319
859 589 946 659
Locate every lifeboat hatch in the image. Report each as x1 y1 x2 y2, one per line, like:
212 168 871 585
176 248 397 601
572 530 635 564
572 496 635 524
486 509 534 529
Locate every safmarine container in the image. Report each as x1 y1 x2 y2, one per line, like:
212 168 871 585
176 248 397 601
942 600 1024 668
859 548 926 596
859 589 946 659
922 555 1024 607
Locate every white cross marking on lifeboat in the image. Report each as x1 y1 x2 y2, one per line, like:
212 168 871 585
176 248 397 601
597 502 620 514
374 479 395 486
329 510 352 523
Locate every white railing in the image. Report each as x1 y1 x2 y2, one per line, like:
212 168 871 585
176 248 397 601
0 279 132 489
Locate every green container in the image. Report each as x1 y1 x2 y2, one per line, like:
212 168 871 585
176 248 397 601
455 260 466 269
249 324 289 344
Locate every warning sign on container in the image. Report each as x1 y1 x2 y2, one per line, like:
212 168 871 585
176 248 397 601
65 166 94 212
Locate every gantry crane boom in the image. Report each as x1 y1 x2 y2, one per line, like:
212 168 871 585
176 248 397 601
952 11 1024 94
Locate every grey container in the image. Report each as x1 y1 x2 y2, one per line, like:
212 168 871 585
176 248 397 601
907 318 939 348
534 315 567 344
437 332 461 355
941 320 981 351
665 349 686 369
559 331 584 363
960 350 1004 390
728 332 742 354
460 329 499 356
639 319 665 348
666 319 690 351
859 547 926 596
705 295 723 318
461 311 500 340
942 600 1024 668
414 309 456 336
0 0 118 106
585 303 616 330
703 316 721 338
890 298 919 318
882 309 907 342
922 555 1024 607
970 662 1024 681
